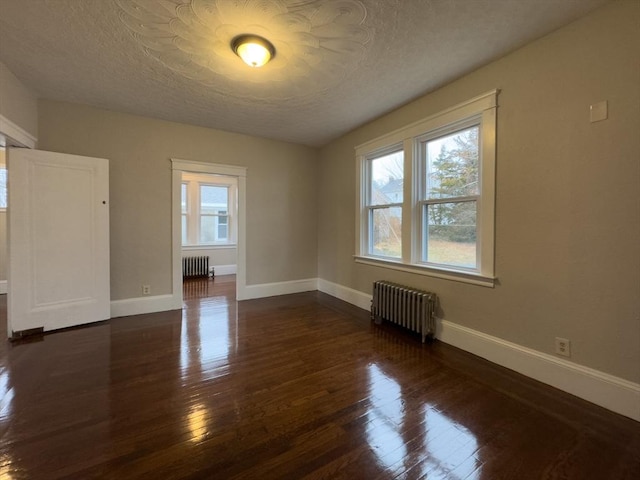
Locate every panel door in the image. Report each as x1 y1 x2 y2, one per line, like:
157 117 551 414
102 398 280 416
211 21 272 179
7 149 110 335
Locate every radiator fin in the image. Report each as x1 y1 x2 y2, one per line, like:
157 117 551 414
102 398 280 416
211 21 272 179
182 256 210 279
371 280 437 343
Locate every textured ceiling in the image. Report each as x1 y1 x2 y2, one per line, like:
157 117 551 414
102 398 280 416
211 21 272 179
0 0 610 146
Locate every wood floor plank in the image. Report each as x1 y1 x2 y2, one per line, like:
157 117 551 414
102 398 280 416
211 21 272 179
0 276 638 479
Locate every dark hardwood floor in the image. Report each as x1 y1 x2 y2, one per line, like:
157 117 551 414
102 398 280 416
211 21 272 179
0 277 638 479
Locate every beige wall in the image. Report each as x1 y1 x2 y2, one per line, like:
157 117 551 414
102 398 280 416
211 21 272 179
0 61 38 139
38 101 318 300
318 0 640 383
0 60 37 285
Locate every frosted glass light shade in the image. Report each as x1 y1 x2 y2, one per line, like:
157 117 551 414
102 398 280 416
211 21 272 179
232 35 275 68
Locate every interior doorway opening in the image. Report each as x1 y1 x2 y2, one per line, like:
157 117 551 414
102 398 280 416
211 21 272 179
171 159 247 307
180 171 238 282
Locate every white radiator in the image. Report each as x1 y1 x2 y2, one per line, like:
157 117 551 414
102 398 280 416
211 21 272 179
371 280 437 342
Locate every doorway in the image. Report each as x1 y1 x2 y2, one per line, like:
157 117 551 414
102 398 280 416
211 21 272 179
181 170 238 301
171 159 247 306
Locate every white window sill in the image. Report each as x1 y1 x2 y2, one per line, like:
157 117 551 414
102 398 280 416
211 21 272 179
182 244 237 250
354 255 496 288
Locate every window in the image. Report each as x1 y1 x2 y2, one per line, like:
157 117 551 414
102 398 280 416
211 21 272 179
366 149 403 258
356 91 498 286
0 147 6 210
181 183 188 244
420 124 479 269
182 173 237 246
199 185 229 243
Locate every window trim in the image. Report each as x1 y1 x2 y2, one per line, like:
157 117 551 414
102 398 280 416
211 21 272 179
355 90 498 287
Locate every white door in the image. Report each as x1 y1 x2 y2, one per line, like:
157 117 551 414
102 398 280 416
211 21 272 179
7 149 110 336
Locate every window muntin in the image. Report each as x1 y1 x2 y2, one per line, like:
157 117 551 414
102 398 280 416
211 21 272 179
355 90 497 284
365 150 403 259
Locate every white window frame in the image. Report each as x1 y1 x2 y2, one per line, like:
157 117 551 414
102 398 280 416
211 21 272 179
355 90 498 287
364 145 404 260
182 172 237 247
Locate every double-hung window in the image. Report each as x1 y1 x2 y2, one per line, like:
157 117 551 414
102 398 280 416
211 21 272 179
365 148 404 258
182 173 237 246
356 91 498 286
419 122 480 269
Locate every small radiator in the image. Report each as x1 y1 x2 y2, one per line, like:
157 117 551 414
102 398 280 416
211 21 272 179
182 256 210 279
371 280 437 343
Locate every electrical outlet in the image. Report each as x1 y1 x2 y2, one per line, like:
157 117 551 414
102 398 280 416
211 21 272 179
142 285 151 295
555 337 571 357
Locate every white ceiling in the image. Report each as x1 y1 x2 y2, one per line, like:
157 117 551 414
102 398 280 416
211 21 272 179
0 0 610 147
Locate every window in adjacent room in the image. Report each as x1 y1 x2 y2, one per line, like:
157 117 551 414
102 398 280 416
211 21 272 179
356 90 498 286
0 147 6 211
199 184 229 244
182 173 237 246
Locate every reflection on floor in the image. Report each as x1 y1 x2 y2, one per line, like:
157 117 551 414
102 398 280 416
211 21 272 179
0 281 638 479
183 274 235 300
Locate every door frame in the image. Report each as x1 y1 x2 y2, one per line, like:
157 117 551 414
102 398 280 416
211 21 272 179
171 159 247 302
0 113 37 150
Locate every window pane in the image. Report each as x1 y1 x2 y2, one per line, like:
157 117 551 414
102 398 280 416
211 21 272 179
217 214 229 240
0 168 6 208
425 201 476 268
200 185 228 214
200 216 216 243
182 215 187 244
218 223 228 240
181 183 187 213
425 126 479 199
370 151 403 205
371 207 402 258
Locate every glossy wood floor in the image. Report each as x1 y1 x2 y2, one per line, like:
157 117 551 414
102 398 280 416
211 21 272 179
0 277 638 479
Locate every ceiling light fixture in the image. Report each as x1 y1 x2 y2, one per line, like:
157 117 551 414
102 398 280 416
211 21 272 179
231 34 275 68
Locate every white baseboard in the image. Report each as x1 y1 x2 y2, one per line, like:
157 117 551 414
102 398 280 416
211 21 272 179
0 280 6 294
437 319 640 421
212 264 236 276
110 294 182 318
317 279 640 421
317 278 371 311
239 278 318 301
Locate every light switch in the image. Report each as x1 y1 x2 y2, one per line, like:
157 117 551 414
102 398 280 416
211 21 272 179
590 101 608 123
